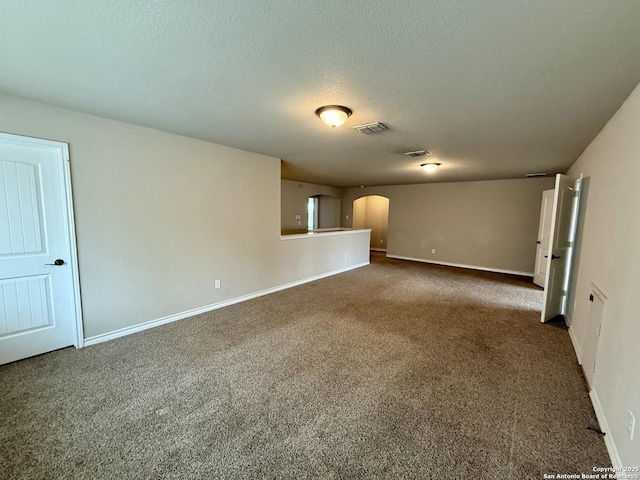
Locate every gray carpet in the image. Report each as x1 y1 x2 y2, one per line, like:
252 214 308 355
0 253 610 479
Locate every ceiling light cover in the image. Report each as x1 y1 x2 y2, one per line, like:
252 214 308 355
315 105 352 128
421 163 441 173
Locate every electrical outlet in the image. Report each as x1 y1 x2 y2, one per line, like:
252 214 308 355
215 279 221 289
346 214 349 220
380 239 384 244
432 249 436 254
628 410 636 440
344 253 348 260
294 214 301 220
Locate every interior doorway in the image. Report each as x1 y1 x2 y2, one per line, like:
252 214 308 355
540 174 582 323
353 195 390 251
308 194 340 229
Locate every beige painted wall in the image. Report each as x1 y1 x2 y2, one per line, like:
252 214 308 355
343 177 554 274
352 197 367 231
281 179 342 233
565 82 640 466
353 195 389 250
317 195 340 229
0 93 369 339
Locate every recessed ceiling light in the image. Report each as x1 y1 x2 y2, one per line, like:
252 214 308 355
315 105 352 128
421 163 441 173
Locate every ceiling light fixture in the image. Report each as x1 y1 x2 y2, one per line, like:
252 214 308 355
315 105 352 128
421 163 441 173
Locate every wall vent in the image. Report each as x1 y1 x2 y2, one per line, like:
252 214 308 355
525 172 547 177
353 122 389 134
404 150 429 158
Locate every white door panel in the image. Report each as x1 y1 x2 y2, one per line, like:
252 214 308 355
0 133 82 364
582 286 606 388
0 275 52 333
533 189 554 287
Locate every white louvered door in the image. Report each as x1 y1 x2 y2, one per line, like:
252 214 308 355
0 133 81 364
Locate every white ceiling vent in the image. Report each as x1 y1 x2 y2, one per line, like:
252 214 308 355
353 122 389 134
525 172 547 177
403 150 429 158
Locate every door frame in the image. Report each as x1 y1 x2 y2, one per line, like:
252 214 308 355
0 132 84 348
540 174 582 323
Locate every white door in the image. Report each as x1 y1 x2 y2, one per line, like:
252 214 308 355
533 189 554 287
541 174 580 323
0 133 82 364
581 286 606 388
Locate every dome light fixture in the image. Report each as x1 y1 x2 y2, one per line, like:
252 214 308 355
421 163 441 173
315 105 352 128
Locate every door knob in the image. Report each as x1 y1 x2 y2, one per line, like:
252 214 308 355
536 240 541 244
45 259 65 266
551 255 561 260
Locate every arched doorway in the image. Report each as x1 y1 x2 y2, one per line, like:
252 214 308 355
353 195 390 251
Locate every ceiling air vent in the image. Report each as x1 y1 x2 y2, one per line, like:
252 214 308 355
404 150 429 158
353 122 389 134
525 172 547 178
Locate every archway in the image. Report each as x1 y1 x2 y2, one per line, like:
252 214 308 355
353 195 390 251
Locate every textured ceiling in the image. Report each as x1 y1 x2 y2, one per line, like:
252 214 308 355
1 1 639 187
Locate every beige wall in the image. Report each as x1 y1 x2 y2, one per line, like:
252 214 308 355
353 195 389 250
565 82 640 466
343 177 554 274
0 93 369 339
317 195 341 229
281 179 342 232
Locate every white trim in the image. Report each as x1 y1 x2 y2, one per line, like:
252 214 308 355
61 144 85 348
386 254 534 277
370 248 387 252
590 282 608 301
0 132 84 348
568 325 582 365
589 389 623 469
84 261 369 347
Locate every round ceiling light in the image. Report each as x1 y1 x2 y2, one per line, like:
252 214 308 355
315 105 352 128
421 163 441 173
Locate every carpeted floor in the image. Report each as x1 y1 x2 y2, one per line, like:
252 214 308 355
0 253 610 479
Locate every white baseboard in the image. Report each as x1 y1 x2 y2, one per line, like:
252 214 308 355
84 261 369 347
589 389 623 469
568 326 582 365
386 255 534 277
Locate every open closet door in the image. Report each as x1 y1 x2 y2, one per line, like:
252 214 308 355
541 174 581 323
533 189 554 288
